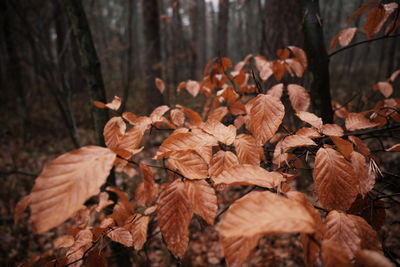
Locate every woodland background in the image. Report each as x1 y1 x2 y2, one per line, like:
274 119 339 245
0 0 399 266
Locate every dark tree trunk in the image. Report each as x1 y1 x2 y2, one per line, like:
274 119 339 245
216 0 229 57
262 0 303 57
300 0 333 123
142 0 164 113
63 0 109 146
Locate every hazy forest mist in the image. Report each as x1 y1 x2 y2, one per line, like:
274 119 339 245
1 0 400 266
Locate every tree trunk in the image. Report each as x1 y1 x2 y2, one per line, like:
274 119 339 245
300 0 333 123
216 0 229 57
63 0 109 146
142 0 164 113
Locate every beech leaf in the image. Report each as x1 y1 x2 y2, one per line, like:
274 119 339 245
313 147 357 211
296 111 323 129
209 151 239 178
212 164 284 188
345 113 378 131
234 134 262 165
168 150 209 179
107 227 133 247
246 94 285 144
218 191 315 238
287 84 310 112
157 180 193 258
27 146 116 233
220 235 261 267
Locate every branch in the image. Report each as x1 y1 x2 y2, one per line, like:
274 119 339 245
344 123 400 137
329 33 400 57
0 169 37 177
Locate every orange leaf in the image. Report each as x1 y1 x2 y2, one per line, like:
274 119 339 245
150 105 170 123
234 134 262 165
330 136 354 159
348 135 371 156
350 151 375 197
321 240 352 267
176 105 203 126
218 191 315 238
266 83 284 99
157 180 192 258
347 1 380 23
220 235 261 267
129 215 150 250
260 62 273 81
247 94 285 144
313 147 357 211
155 78 165 94
277 48 290 60
170 109 185 127
212 164 284 188
389 69 400 82
364 4 397 39
272 60 286 81
27 146 116 233
329 28 357 51
94 96 121 111
168 150 209 179
386 143 400 151
53 235 75 249
272 139 289 166
155 132 218 159
104 117 126 149
373 82 393 98
208 106 229 121
107 227 133 247
288 46 308 69
202 119 236 145
345 113 378 131
184 179 217 225
209 151 239 178
281 134 317 152
185 80 200 97
296 127 321 138
285 58 305 77
321 124 344 136
66 229 93 266
324 211 361 260
96 192 114 212
296 111 323 129
287 84 310 111
350 215 381 252
356 250 394 267
14 195 30 223
135 164 158 206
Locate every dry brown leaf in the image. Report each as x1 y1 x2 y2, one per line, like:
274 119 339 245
350 151 375 197
373 82 393 98
27 146 116 233
321 240 352 267
285 58 305 77
229 100 246 116
386 143 400 151
296 127 321 138
220 235 261 267
266 83 284 99
348 135 371 156
330 136 354 159
170 109 185 127
281 134 317 152
130 215 150 250
313 147 357 211
364 4 398 39
53 235 75 249
186 80 200 97
208 106 229 121
94 96 121 111
329 28 357 51
350 215 381 252
202 119 236 145
321 124 344 136
234 134 262 165
389 69 400 82
288 46 308 68
155 132 218 159
218 191 315 238
176 105 203 126
157 180 193 258
66 229 93 267
150 105 170 123
272 139 289 166
356 250 394 267
135 164 158 206
209 151 239 178
324 211 361 260
96 192 114 212
347 1 379 23
296 111 323 129
155 78 165 94
104 117 126 149
345 113 378 131
107 227 133 247
287 84 311 112
213 164 284 188
184 179 217 225
168 150 209 179
14 195 30 223
246 94 285 144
